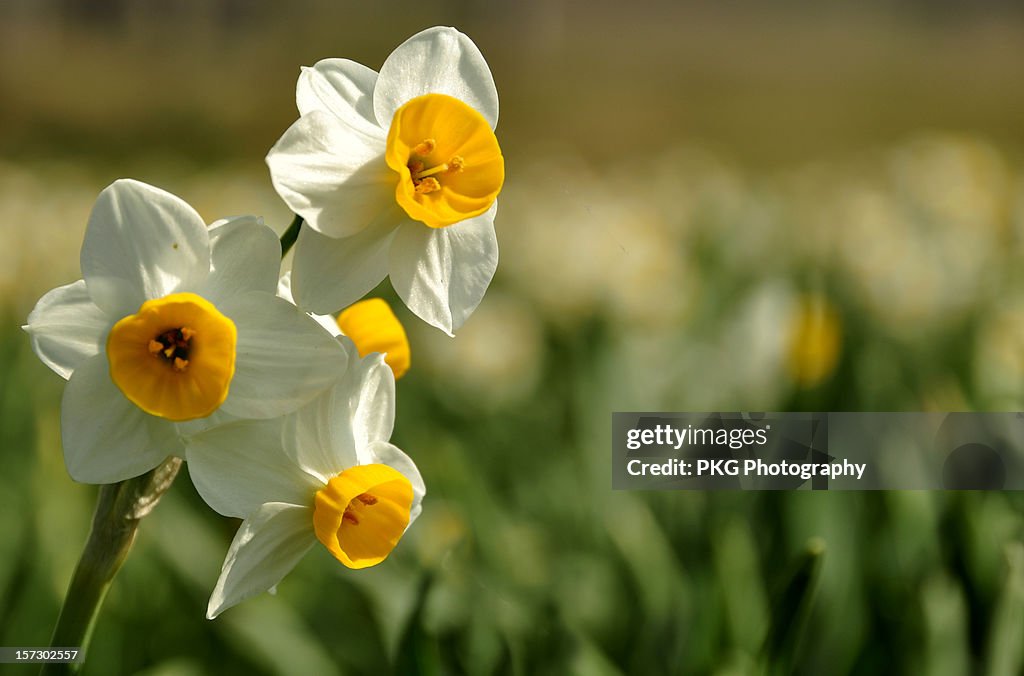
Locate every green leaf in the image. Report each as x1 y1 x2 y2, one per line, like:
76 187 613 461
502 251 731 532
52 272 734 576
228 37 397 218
761 537 825 674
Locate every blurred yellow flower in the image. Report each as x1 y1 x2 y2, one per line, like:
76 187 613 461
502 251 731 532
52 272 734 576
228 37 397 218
278 274 411 380
786 295 841 388
336 298 411 380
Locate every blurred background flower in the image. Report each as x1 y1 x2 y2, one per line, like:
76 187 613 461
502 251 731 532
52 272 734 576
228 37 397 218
4 1 1024 673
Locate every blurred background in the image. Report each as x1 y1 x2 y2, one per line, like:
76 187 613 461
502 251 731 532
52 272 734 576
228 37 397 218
3 0 1024 673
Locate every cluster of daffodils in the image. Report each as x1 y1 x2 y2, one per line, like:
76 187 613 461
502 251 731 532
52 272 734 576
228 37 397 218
24 27 501 619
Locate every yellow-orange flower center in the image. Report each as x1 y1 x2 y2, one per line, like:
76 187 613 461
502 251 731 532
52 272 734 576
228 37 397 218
335 298 411 379
385 93 504 229
312 464 413 569
106 292 237 421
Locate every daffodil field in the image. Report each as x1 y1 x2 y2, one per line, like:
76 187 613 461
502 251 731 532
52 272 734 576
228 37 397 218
3 3 1024 675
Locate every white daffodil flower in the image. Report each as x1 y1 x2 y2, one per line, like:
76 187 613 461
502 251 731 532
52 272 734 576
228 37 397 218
185 348 424 619
24 179 347 484
279 273 411 379
267 26 504 335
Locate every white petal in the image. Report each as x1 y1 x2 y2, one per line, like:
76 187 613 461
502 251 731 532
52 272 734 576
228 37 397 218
81 179 210 318
202 216 282 305
62 353 183 483
186 419 322 519
373 26 499 129
276 271 295 303
174 408 240 438
266 110 393 239
207 502 315 619
277 272 343 337
365 440 425 523
290 208 403 315
313 312 343 337
24 280 111 379
281 380 353 483
344 351 397 454
219 291 347 419
283 349 394 481
296 58 383 139
388 204 498 335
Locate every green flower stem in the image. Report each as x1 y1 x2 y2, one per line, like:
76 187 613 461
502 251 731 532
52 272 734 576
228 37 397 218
42 457 182 676
279 214 303 258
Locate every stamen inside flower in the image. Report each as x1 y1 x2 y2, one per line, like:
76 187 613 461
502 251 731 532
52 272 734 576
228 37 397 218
148 326 195 371
106 293 237 421
312 464 413 569
385 93 504 229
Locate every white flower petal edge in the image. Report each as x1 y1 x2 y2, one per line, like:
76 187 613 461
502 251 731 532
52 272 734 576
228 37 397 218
24 280 111 379
373 26 499 129
345 352 397 460
276 272 341 337
267 111 394 239
186 418 322 518
175 408 241 439
297 58 383 138
80 179 210 318
62 353 184 483
283 351 395 482
218 291 349 419
202 216 282 305
206 502 315 620
290 211 402 315
280 374 356 483
389 203 498 336
365 440 425 522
